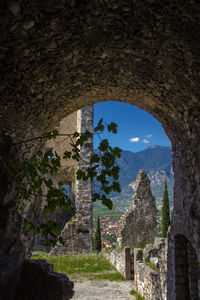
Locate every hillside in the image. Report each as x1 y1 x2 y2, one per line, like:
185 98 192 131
94 145 174 206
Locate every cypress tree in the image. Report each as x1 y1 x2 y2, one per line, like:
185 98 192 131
93 216 102 252
161 180 170 238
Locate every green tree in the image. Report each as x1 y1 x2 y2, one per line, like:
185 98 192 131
161 179 170 238
7 119 121 246
93 216 102 252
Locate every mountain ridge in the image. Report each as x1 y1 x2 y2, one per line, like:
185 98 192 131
95 145 174 204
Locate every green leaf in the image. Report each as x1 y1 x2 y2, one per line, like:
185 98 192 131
94 118 104 132
98 139 109 152
90 153 100 164
52 129 59 138
63 151 71 159
107 122 118 134
73 132 80 138
44 178 53 188
112 147 122 158
111 166 120 180
101 195 113 210
112 181 121 193
76 169 86 180
92 193 101 202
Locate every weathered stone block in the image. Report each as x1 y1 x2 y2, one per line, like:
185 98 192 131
14 260 74 300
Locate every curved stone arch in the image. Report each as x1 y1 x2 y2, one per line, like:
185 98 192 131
1 1 200 299
2 1 200 137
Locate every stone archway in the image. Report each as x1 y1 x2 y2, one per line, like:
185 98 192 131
1 1 200 299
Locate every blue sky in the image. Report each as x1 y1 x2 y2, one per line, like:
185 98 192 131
94 101 171 152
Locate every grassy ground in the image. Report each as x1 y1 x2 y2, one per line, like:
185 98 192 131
130 290 144 300
31 252 125 282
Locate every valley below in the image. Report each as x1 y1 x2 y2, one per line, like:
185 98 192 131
93 145 174 248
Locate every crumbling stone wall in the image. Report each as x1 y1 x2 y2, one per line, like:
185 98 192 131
118 170 157 248
135 260 163 300
104 239 167 299
33 111 78 251
104 246 134 280
34 106 93 254
134 239 167 300
0 1 200 299
104 249 129 277
52 105 93 254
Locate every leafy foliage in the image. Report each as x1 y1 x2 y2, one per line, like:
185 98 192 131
8 119 121 246
93 216 102 252
161 180 170 238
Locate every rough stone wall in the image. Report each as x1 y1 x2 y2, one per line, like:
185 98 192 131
134 239 167 300
135 261 162 300
174 234 200 300
45 111 78 168
104 240 167 299
0 1 200 299
33 111 78 251
104 247 134 280
143 238 168 300
14 259 74 300
52 105 93 254
118 170 157 248
104 250 126 276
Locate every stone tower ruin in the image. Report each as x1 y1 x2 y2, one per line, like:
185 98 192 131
118 170 157 248
33 105 93 254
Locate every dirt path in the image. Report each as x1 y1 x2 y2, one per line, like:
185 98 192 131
72 279 136 300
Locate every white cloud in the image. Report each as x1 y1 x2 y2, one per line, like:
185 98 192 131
129 137 140 143
142 138 150 144
146 134 153 138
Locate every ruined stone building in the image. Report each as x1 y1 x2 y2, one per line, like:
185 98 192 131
33 106 94 253
1 1 200 299
118 170 157 248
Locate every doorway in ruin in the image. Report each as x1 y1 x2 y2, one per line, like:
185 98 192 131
175 234 200 300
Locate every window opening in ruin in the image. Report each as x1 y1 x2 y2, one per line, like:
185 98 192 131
46 147 54 159
61 184 71 198
175 234 199 300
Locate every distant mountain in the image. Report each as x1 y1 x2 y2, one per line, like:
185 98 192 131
94 145 174 205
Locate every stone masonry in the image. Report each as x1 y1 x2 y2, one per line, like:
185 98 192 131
105 239 167 300
34 105 93 254
52 105 93 254
14 259 74 300
33 111 78 251
118 170 157 248
0 1 200 299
